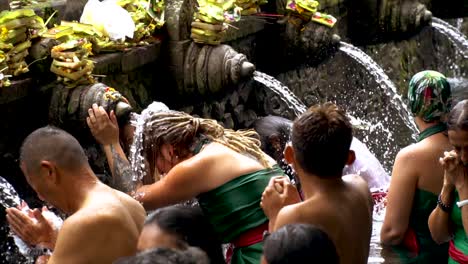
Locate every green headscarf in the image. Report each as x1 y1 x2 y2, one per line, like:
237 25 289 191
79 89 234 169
408 70 452 122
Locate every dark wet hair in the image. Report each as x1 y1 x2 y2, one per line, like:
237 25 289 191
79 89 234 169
447 99 468 131
145 205 225 264
114 247 209 264
292 103 352 177
253 115 292 161
263 224 339 264
20 126 88 173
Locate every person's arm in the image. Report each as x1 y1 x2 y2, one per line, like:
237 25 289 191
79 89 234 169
428 150 463 244
380 149 418 245
134 154 216 211
102 143 136 193
428 182 454 244
87 104 136 193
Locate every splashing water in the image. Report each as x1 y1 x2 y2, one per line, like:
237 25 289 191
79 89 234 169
253 71 376 130
0 177 63 263
339 42 419 139
253 71 397 263
432 17 468 59
0 177 21 209
253 71 307 116
129 102 170 184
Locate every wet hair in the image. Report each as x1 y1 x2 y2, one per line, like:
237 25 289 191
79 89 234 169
145 205 225 264
263 224 339 264
253 116 292 161
292 103 352 177
20 126 88 173
114 247 209 264
143 110 270 177
447 99 468 131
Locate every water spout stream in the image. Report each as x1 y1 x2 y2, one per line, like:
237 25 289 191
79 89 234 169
338 41 419 139
432 17 468 59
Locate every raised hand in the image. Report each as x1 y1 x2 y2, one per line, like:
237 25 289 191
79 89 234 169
6 206 57 249
260 176 301 220
87 103 119 146
440 150 467 191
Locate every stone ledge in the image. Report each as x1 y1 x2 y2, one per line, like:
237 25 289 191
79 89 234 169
0 41 161 104
93 41 162 74
222 17 267 42
0 78 35 104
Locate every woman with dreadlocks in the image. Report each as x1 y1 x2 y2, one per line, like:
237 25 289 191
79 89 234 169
87 102 296 264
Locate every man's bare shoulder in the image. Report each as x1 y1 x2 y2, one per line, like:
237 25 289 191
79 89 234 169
274 200 329 230
342 174 371 194
62 208 125 234
396 141 443 164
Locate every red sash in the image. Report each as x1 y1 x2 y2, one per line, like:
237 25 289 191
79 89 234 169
402 228 420 255
225 222 269 263
449 240 468 264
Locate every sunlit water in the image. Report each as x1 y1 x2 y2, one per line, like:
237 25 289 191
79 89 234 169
252 70 397 263
338 42 419 139
129 102 170 185
0 177 63 263
432 17 468 59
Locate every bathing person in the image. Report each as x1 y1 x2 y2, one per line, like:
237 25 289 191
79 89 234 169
381 70 452 262
261 223 339 264
253 115 390 190
137 205 224 264
429 99 468 263
114 247 210 264
87 105 289 264
5 126 146 264
260 103 373 264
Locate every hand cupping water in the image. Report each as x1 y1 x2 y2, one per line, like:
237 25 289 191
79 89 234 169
6 201 62 253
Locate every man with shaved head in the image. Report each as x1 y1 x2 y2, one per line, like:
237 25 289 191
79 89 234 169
6 126 146 264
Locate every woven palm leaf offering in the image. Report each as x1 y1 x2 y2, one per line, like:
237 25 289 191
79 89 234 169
0 9 45 87
49 38 95 88
191 0 241 45
285 0 336 27
117 0 165 43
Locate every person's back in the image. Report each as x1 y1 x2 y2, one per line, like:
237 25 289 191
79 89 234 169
288 175 372 263
261 103 373 264
5 126 146 264
58 185 146 263
381 70 452 262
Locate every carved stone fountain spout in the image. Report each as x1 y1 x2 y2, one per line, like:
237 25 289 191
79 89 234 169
49 83 133 139
347 0 432 44
182 43 255 95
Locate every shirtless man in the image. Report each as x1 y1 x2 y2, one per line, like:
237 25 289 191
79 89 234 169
261 103 373 264
6 126 146 264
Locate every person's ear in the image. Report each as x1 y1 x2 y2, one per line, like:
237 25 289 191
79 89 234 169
346 150 356 165
284 144 295 165
40 161 58 184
